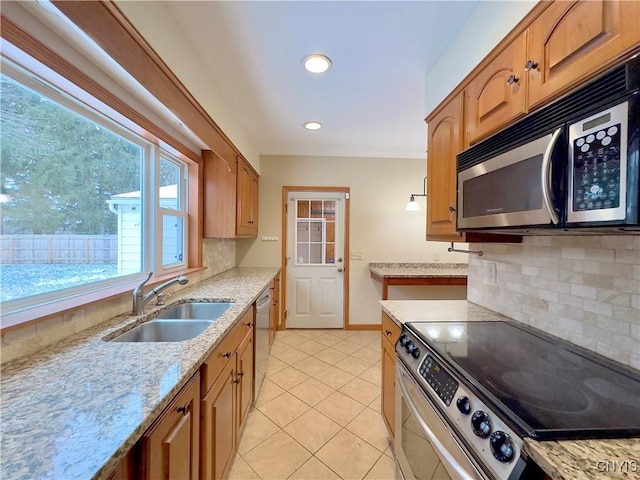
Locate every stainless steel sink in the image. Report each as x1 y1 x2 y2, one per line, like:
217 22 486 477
155 302 234 320
110 319 214 342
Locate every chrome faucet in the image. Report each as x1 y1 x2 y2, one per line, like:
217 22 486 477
132 271 189 315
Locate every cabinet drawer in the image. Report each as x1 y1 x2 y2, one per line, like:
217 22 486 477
201 308 254 396
381 312 401 348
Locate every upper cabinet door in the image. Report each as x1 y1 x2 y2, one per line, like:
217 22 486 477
426 93 464 240
527 0 640 108
465 32 528 145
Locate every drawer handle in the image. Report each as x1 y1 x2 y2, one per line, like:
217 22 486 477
223 351 232 359
524 59 538 71
385 330 392 336
177 403 191 416
506 74 519 85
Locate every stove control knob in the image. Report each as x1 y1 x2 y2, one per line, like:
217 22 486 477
490 431 515 463
405 341 415 353
456 396 471 415
411 347 421 359
398 335 408 347
471 411 492 438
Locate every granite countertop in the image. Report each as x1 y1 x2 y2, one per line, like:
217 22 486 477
0 267 279 480
369 262 468 278
380 300 640 480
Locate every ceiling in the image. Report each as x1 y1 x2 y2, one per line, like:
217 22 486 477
164 1 479 160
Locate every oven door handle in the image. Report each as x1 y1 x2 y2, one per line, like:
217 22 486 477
541 127 562 225
397 368 487 480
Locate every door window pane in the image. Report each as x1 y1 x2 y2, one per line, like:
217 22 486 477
0 74 144 302
294 199 337 266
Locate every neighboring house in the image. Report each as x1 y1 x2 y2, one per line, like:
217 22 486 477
107 184 181 274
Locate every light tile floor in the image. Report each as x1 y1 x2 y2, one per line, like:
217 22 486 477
229 329 396 480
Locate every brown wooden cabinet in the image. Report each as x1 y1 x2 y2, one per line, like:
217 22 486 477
426 93 465 241
200 307 254 480
141 372 201 480
269 274 280 345
236 158 259 237
202 359 236 480
465 32 527 145
381 312 401 439
527 0 640 108
203 151 259 238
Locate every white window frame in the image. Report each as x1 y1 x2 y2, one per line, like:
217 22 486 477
0 56 190 328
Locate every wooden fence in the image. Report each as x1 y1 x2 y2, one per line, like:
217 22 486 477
0 235 117 264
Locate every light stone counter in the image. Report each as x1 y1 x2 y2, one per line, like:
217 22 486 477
370 262 468 279
0 267 279 480
380 300 640 480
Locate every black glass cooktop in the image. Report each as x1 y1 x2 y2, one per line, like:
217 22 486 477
407 321 640 440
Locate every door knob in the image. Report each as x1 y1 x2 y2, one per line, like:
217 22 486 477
337 267 344 272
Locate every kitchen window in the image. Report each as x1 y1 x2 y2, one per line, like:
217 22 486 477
0 58 190 325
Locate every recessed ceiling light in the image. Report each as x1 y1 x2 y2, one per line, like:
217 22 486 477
303 54 332 74
304 121 322 131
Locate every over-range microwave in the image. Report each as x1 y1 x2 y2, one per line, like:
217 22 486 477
456 56 640 234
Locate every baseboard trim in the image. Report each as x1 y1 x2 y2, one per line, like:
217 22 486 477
347 324 381 331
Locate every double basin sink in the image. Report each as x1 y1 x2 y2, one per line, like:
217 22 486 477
110 302 233 343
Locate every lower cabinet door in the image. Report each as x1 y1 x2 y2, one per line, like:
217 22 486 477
236 329 254 435
381 338 396 438
201 360 236 480
143 373 200 480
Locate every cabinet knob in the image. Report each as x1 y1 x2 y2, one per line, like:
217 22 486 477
177 403 191 416
449 206 457 213
245 322 252 327
524 60 538 71
506 74 519 85
223 351 232 359
385 330 392 336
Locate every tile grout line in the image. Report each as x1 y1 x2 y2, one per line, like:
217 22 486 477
231 329 392 480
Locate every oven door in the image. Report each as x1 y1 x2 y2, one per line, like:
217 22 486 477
395 361 488 480
457 129 563 230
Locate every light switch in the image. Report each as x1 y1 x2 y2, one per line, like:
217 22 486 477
350 251 364 260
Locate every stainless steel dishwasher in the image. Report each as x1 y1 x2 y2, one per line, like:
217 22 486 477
254 287 271 403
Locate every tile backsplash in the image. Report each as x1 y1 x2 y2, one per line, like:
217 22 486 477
0 238 237 364
468 235 640 369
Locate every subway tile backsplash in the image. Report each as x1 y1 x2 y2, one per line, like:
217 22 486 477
468 235 640 370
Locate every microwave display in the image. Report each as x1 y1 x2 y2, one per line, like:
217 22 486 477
571 124 621 212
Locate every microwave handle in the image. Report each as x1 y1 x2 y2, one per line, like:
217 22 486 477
541 128 562 225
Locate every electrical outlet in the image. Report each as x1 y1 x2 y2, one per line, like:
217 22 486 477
350 251 364 260
260 236 279 241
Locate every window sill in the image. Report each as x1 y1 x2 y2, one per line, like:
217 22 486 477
0 267 207 332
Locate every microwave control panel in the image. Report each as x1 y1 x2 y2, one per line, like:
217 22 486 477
572 124 621 210
568 102 627 222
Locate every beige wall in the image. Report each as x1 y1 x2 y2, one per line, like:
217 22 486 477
468 236 640 369
237 155 469 326
115 1 260 172
0 239 236 364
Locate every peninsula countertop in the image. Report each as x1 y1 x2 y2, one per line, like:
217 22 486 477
369 263 468 299
0 267 279 480
380 300 640 480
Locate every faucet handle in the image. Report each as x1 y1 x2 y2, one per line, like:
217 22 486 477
156 293 170 306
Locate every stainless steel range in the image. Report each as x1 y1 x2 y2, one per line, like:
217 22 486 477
394 320 640 480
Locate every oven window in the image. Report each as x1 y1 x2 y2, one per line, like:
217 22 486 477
463 155 543 218
400 397 452 480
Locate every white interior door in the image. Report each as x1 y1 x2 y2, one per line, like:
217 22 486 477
286 192 345 329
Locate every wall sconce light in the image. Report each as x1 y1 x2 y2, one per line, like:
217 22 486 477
406 177 427 211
